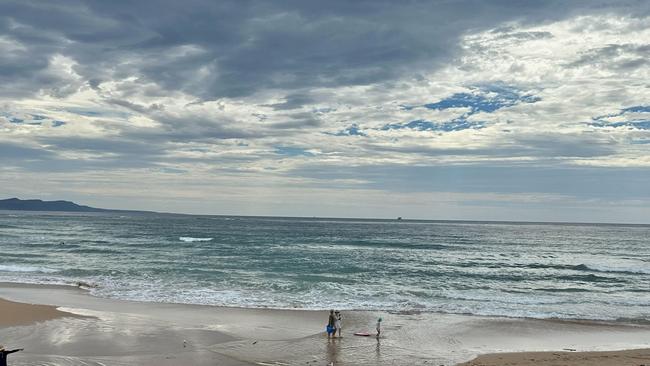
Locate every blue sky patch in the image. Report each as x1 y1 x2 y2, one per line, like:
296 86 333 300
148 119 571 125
275 146 314 157
621 106 650 113
382 119 484 132
385 84 539 133
52 120 67 127
591 121 650 130
590 105 650 130
424 84 540 114
328 124 367 137
7 116 42 125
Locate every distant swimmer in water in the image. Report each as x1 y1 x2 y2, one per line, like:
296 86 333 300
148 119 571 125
376 317 382 338
326 309 336 339
334 310 342 338
0 345 24 366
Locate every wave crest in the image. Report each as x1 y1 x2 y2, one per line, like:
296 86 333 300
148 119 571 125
179 236 213 242
0 264 58 273
572 263 650 275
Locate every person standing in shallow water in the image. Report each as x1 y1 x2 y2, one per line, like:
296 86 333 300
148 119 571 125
376 317 382 338
327 309 336 339
0 345 23 366
334 310 342 338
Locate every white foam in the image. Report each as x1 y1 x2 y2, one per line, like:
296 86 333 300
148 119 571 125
179 236 213 242
0 264 58 273
580 259 650 275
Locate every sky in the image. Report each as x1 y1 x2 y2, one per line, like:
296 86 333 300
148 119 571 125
1 0 650 223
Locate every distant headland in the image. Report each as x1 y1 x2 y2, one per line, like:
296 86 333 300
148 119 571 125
0 198 108 212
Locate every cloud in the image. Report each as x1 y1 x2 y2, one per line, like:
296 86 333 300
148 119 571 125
265 93 315 111
0 141 51 160
1 0 643 100
568 43 650 70
1 1 650 220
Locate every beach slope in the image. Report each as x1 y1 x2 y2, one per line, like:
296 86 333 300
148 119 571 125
1 283 649 365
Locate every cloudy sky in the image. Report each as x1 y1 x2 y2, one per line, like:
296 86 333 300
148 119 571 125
1 0 650 223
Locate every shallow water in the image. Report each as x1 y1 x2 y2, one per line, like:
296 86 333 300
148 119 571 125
0 211 648 321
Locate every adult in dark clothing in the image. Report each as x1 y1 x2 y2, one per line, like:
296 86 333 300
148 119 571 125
0 345 23 366
327 309 336 339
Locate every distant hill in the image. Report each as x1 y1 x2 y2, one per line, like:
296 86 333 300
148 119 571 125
0 198 107 212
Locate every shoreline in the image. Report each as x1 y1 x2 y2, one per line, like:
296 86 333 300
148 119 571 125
1 281 646 327
1 283 649 365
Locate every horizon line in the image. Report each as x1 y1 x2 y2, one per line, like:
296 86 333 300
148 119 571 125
2 197 649 227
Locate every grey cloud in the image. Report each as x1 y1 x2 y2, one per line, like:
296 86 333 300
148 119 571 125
265 93 315 111
9 132 264 173
105 98 165 114
126 107 324 145
78 110 325 170
493 30 554 41
268 112 323 129
37 136 165 158
126 113 262 142
568 43 650 69
512 133 617 158
359 131 616 160
0 139 154 172
616 57 648 70
1 0 645 100
0 141 50 160
0 3 91 97
288 163 650 201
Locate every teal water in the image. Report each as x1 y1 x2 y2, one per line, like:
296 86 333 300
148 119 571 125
0 211 649 321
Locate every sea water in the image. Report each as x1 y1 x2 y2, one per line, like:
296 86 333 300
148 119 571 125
0 211 648 322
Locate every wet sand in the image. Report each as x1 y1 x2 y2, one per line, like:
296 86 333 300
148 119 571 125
1 282 650 365
0 297 80 326
458 348 650 366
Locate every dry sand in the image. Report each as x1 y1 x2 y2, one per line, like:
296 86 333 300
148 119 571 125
1 282 649 365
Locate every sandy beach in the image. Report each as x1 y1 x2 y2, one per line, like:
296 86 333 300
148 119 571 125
1 282 649 365
0 297 81 327
458 348 650 366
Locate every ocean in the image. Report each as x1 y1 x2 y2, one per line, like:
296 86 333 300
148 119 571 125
0 211 648 322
